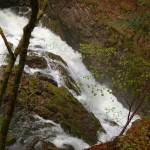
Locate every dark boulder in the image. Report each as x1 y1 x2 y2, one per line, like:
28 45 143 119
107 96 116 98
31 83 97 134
18 75 104 145
0 0 19 8
26 55 47 69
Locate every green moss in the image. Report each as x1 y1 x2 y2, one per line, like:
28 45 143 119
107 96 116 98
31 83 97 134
85 0 98 5
17 74 103 145
45 19 65 40
6 136 16 146
52 22 65 40
26 55 47 69
119 1 132 12
56 64 81 94
47 52 67 66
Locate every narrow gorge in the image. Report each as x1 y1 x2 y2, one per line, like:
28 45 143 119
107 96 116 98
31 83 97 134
0 0 149 150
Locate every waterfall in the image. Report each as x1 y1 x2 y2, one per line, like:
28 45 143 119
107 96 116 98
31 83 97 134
0 9 139 149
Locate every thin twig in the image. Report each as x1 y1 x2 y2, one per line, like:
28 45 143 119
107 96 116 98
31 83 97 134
0 27 15 60
37 0 49 22
119 83 150 136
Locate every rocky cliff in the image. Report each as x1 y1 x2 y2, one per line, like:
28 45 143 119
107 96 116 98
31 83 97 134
41 0 150 116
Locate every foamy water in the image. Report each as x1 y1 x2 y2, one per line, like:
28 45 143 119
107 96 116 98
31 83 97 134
0 9 139 149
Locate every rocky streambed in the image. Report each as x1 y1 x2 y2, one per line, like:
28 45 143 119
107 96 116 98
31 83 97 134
0 50 105 149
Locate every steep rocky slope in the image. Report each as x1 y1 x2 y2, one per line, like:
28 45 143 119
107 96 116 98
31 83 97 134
85 118 150 150
0 1 149 149
39 0 150 116
1 0 149 53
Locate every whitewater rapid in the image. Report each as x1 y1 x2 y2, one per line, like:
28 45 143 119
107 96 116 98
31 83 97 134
0 9 139 149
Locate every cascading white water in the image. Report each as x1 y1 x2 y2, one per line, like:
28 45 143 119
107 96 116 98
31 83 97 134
0 9 139 149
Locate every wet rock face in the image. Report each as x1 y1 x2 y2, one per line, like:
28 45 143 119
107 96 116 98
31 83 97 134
44 1 119 50
26 55 48 69
17 75 103 145
0 0 19 8
0 0 30 8
0 67 4 80
34 72 58 87
26 50 80 95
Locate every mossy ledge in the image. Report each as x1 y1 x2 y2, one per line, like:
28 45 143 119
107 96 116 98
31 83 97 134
17 74 104 145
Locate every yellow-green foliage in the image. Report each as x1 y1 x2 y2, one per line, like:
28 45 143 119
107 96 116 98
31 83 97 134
85 0 98 5
117 119 150 149
18 74 101 145
80 44 150 115
136 0 150 6
119 1 132 12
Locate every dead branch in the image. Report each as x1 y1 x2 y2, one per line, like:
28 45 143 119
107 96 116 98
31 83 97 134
0 27 15 59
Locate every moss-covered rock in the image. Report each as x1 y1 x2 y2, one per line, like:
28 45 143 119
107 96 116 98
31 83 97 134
26 55 47 69
21 137 68 150
18 74 103 145
40 14 65 41
0 0 19 8
0 67 4 81
6 136 16 146
35 141 69 150
27 138 71 150
51 62 80 94
39 51 80 95
34 72 58 87
26 50 80 94
47 52 67 66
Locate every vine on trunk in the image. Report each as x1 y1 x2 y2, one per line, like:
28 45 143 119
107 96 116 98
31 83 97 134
0 0 48 149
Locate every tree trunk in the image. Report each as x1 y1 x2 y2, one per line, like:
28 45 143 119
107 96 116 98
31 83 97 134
0 0 39 149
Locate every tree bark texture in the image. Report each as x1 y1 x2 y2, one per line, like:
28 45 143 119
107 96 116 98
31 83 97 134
0 0 39 149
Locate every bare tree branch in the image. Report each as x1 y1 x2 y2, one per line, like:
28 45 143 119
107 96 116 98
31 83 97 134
0 0 48 149
118 83 150 137
0 27 15 60
37 0 49 22
0 0 49 108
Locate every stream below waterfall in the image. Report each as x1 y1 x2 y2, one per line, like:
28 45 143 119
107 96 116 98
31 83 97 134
0 8 139 149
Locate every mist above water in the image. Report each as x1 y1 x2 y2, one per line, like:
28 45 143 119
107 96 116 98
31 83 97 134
0 9 139 149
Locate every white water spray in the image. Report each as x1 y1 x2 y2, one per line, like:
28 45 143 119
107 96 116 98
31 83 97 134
0 9 139 148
